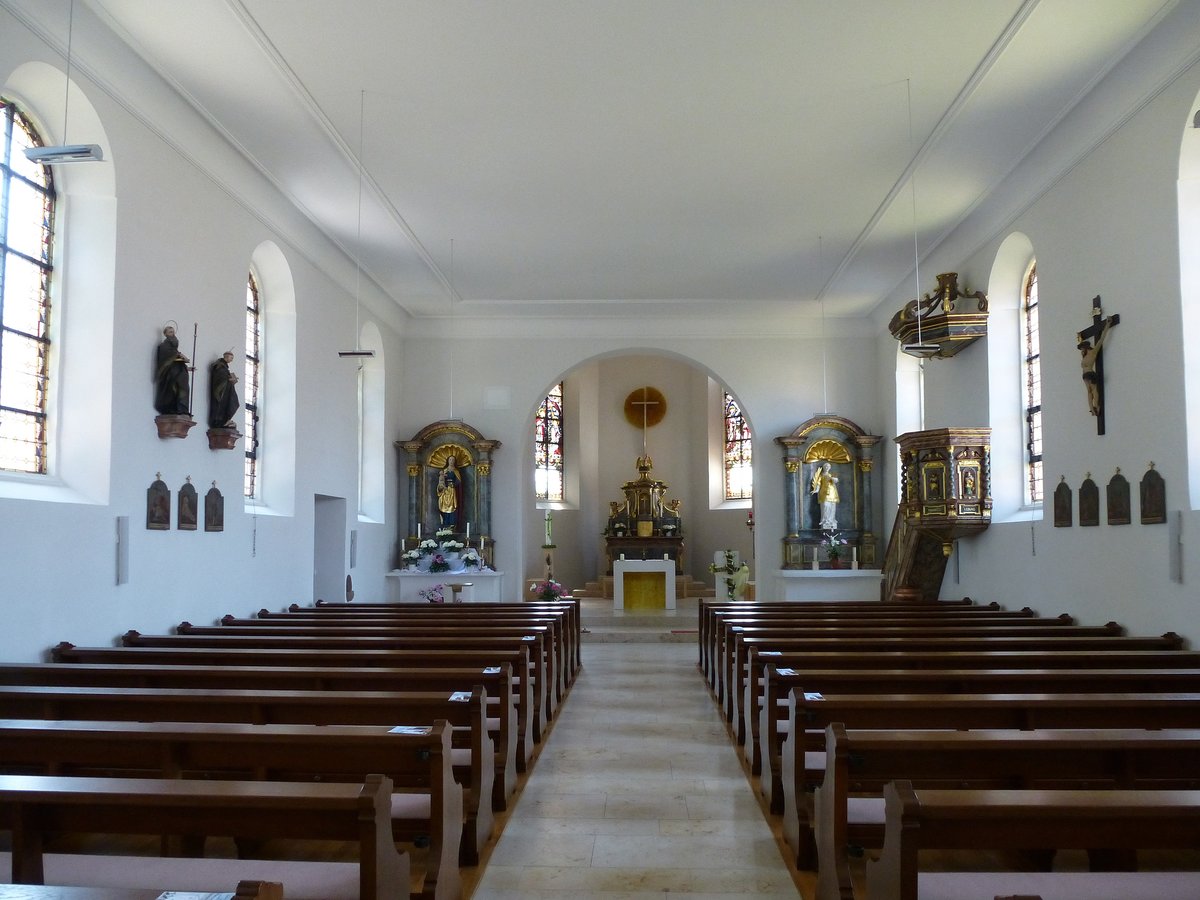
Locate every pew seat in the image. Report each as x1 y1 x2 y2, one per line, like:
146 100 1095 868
865 782 1200 900
0 774 410 900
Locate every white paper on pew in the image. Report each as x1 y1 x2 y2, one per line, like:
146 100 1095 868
760 651 782 656
776 667 797 676
731 626 744 632
483 666 502 674
804 692 824 700
522 635 536 641
158 894 235 899
390 725 434 734
449 691 472 702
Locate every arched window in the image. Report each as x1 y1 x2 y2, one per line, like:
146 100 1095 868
534 382 563 502
0 98 55 474
1021 263 1042 505
723 391 752 500
243 270 262 498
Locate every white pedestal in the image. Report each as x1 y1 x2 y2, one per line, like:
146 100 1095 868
613 558 676 610
772 569 882 602
385 570 505 603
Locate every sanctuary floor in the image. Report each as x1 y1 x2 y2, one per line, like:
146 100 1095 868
467 597 807 898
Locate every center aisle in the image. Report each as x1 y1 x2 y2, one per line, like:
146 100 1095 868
469 641 803 898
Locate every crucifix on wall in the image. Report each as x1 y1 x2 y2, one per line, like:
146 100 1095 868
1077 295 1120 435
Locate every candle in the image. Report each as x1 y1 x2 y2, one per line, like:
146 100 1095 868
663 553 669 561
417 523 422 539
620 553 625 561
466 522 471 540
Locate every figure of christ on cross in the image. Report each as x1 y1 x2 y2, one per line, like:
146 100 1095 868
1077 295 1120 435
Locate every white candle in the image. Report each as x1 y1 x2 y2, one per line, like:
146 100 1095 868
663 553 669 561
466 522 471 540
620 553 625 560
852 546 857 562
417 523 422 539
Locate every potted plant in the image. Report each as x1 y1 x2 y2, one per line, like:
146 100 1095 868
530 578 569 600
428 553 451 573
401 548 421 570
419 584 445 604
823 530 847 567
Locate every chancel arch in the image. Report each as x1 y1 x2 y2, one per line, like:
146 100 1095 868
522 351 755 600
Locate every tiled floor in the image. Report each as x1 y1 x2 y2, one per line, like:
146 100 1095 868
469 640 805 898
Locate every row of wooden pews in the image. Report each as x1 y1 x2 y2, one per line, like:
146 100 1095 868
698 597 1200 900
0 599 581 899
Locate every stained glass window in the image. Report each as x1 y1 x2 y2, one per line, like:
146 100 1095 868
0 99 55 475
535 382 563 501
723 391 752 500
243 271 262 498
1022 263 1042 505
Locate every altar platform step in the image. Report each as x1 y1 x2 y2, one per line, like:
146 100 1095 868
577 596 702 643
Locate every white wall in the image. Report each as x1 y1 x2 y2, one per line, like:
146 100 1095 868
0 8 404 661
873 46 1200 639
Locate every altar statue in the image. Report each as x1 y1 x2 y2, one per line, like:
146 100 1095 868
811 461 840 530
437 455 462 529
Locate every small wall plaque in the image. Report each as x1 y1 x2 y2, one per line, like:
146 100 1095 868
204 482 224 532
146 474 170 531
1140 463 1166 524
1079 474 1100 527
178 478 198 531
1053 477 1072 528
1106 469 1130 526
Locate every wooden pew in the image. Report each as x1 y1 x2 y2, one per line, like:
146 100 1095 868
304 599 583 675
271 600 583 679
865 781 1200 900
705 606 1063 687
196 618 572 706
697 597 1021 671
723 622 1149 730
751 649 1200 788
0 885 281 900
813 724 1200 900
49 643 544 759
0 774 411 900
781 689 1200 864
0 684 492 867
118 629 558 735
0 660 522 800
0 718 461 899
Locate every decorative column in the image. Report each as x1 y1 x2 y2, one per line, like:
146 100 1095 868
396 440 424 567
854 434 882 566
775 436 806 569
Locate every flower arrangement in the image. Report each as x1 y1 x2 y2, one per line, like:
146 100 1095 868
822 529 847 561
419 584 445 604
530 578 569 600
440 539 465 553
708 549 738 576
428 553 451 573
700 549 739 600
401 548 421 566
462 547 481 568
417 539 438 556
435 527 453 539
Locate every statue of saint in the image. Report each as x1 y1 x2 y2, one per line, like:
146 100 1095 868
207 350 240 428
153 324 191 416
437 455 462 529
810 461 840 530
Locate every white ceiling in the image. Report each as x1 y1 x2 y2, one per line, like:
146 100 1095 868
27 1 1188 319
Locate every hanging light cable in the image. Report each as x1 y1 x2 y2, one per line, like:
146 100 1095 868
25 0 103 164
902 78 938 363
819 234 828 414
339 89 374 360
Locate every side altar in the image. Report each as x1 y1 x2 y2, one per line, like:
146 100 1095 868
394 419 501 570
602 455 684 575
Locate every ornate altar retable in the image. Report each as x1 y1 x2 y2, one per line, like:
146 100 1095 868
602 455 684 575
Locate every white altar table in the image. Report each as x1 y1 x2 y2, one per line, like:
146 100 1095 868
613 558 676 610
771 569 882 602
385 569 505 603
